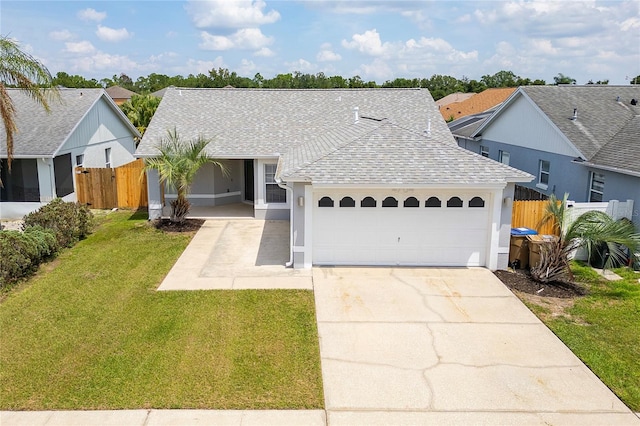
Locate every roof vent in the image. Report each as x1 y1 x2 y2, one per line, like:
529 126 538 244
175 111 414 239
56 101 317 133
353 106 359 124
571 108 578 120
632 99 638 106
616 96 620 102
425 118 432 136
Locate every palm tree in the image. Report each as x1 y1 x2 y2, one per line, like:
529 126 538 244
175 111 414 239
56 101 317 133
531 194 640 283
0 36 58 168
120 94 161 135
145 128 226 223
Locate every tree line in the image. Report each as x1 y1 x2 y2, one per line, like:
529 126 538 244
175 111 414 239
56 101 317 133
52 69 638 102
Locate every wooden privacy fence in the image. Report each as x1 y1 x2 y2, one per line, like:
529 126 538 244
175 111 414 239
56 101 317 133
511 200 559 236
75 159 147 209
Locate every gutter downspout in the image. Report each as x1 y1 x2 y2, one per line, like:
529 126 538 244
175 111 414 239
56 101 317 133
276 180 294 268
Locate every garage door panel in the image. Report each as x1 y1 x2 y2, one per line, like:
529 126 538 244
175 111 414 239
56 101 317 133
313 191 490 267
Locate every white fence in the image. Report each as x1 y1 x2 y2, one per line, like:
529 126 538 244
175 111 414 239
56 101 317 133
565 199 634 261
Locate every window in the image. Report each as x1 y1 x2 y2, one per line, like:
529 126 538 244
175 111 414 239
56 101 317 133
361 196 376 207
318 196 334 207
499 150 510 165
264 164 286 203
537 160 550 189
480 145 489 157
382 196 398 207
469 196 485 207
403 196 419 207
104 148 112 168
340 196 355 207
589 172 605 202
76 154 84 167
425 196 441 207
447 196 463 208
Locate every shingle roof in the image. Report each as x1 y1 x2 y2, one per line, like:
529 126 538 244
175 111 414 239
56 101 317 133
439 88 516 121
105 85 137 100
435 92 475 107
137 88 444 157
281 121 533 185
587 116 640 174
0 88 120 157
476 85 640 174
137 87 533 186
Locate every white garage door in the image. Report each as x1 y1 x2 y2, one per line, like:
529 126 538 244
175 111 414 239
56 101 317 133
312 190 490 266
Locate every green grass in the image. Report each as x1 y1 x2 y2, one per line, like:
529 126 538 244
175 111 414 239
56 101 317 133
531 261 640 411
0 211 323 410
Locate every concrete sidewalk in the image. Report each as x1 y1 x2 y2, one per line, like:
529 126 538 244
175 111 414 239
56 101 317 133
0 409 326 425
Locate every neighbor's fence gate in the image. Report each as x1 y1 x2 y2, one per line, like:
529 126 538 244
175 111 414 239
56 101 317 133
75 159 148 209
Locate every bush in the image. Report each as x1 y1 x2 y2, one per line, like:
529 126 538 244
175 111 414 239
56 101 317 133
0 227 58 288
23 199 93 248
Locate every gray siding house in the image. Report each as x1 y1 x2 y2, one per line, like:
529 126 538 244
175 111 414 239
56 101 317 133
451 86 640 227
1 88 140 219
136 88 532 270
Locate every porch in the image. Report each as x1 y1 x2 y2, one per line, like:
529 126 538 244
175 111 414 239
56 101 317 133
162 202 255 219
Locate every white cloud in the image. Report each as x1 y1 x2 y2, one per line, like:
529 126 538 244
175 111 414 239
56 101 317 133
285 58 314 72
96 25 133 42
69 52 137 73
342 29 394 56
254 47 275 57
184 57 226 75
49 30 73 41
166 31 179 38
77 8 106 22
64 41 96 54
186 0 280 29
237 58 257 75
620 17 640 31
199 28 273 50
358 58 394 81
317 49 341 62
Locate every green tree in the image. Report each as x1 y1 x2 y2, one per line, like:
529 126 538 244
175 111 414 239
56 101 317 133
0 36 58 169
145 129 226 223
553 73 576 85
531 194 640 283
481 70 519 88
120 94 161 135
52 72 101 88
631 75 640 85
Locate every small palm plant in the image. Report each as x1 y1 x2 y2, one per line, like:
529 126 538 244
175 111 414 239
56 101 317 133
531 194 640 283
145 128 226 223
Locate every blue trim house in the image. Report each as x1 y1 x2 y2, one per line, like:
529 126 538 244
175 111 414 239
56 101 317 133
451 86 640 228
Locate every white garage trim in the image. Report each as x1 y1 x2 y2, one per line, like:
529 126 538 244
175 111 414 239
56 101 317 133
312 189 493 267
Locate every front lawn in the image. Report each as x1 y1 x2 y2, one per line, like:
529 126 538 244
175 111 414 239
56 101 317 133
0 211 323 410
518 262 640 412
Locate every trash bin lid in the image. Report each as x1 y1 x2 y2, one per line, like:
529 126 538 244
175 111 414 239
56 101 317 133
511 227 538 236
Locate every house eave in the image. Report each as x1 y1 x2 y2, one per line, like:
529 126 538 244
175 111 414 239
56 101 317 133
578 161 640 178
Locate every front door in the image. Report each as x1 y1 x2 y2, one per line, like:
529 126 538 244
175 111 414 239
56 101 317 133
244 160 254 202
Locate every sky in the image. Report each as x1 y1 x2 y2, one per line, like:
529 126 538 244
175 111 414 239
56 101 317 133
2 1 639 85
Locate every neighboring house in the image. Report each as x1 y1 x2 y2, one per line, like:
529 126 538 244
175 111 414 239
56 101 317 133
136 88 532 270
0 88 140 218
439 88 516 122
435 92 475 108
105 85 137 105
451 85 640 227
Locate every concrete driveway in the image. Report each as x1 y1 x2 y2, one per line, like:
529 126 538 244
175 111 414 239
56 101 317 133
313 267 639 425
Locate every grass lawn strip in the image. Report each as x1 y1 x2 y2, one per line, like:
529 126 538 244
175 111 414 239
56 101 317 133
519 262 640 412
0 211 323 410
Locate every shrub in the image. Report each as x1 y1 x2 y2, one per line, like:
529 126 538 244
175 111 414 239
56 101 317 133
23 199 93 248
0 227 57 288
